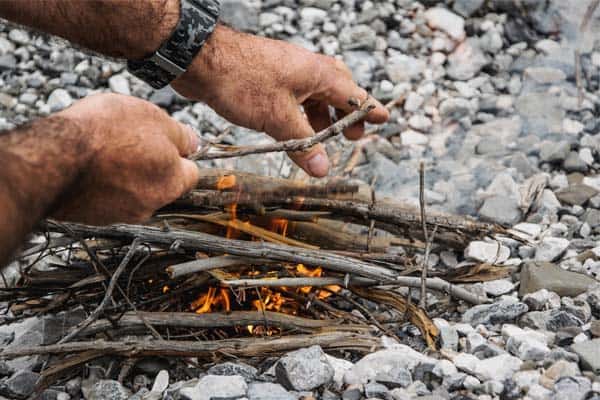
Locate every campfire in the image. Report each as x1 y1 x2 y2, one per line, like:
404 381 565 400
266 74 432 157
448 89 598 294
0 168 512 392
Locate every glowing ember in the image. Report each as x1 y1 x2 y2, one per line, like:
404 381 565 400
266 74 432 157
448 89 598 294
216 175 237 190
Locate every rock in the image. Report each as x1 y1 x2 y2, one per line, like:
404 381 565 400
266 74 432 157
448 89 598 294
479 195 522 225
339 25 377 50
182 375 247 400
0 371 39 399
276 345 334 391
556 184 598 206
482 279 515 296
364 382 390 399
404 92 425 113
438 325 459 351
408 114 432 131
474 354 522 382
385 54 426 83
563 152 588 173
374 367 412 389
543 360 581 386
439 97 473 120
571 339 600 373
324 354 353 390
584 208 600 228
424 7 466 41
517 94 564 137
534 237 570 262
108 74 130 95
523 289 561 311
506 334 551 361
343 51 378 87
521 310 584 332
207 362 258 382
82 380 131 400
247 383 294 400
561 297 591 323
219 0 260 32
464 241 510 264
344 346 434 385
453 0 485 17
150 370 169 394
462 300 528 326
524 67 566 85
540 141 571 163
519 262 598 297
447 39 488 80
47 88 73 112
402 130 429 146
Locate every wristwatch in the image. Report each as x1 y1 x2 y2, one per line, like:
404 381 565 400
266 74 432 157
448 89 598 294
127 0 220 89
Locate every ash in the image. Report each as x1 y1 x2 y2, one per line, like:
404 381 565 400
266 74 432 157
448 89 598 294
4 1 600 400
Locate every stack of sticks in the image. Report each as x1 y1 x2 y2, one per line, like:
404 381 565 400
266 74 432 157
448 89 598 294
0 98 515 392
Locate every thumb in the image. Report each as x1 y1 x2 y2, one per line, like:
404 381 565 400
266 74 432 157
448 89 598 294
176 158 201 196
275 103 329 178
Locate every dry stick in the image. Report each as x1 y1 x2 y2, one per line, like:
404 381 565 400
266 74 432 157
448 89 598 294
167 255 272 279
190 101 376 160
418 162 430 309
48 222 487 304
57 238 141 344
581 0 600 31
80 311 363 338
220 276 485 304
0 332 380 360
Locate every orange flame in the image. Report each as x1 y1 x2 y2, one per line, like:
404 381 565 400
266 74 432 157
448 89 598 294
192 287 231 314
270 218 289 237
216 175 236 190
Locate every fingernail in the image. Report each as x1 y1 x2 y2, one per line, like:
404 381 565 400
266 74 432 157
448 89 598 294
307 153 329 177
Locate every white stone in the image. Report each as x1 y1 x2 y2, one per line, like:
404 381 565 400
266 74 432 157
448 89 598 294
404 92 424 113
534 237 570 262
482 280 515 297
324 354 353 390
151 370 169 394
474 354 522 382
513 223 542 239
108 74 131 96
580 148 594 165
524 67 566 84
464 241 510 264
47 89 73 112
424 7 466 41
408 114 432 131
583 176 600 192
563 118 585 136
452 353 479 375
401 130 429 146
535 39 560 54
344 346 434 385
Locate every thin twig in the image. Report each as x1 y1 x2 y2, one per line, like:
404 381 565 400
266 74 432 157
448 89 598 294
190 100 376 160
57 238 141 344
419 162 429 309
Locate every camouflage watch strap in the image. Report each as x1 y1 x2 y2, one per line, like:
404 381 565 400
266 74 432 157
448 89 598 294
127 0 220 89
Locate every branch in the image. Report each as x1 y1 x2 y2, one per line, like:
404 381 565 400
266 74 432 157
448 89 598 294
57 238 141 344
0 332 380 360
190 101 376 160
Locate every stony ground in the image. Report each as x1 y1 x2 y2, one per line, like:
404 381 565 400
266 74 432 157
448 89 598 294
4 0 600 399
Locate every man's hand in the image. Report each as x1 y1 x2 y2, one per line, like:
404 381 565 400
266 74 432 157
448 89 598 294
54 94 200 225
173 25 390 177
0 94 199 264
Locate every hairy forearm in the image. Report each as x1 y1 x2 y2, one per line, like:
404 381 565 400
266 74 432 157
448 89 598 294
0 117 89 265
0 0 179 59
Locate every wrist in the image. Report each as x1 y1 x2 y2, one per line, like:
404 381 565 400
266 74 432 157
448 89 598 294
126 0 181 60
171 23 231 99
